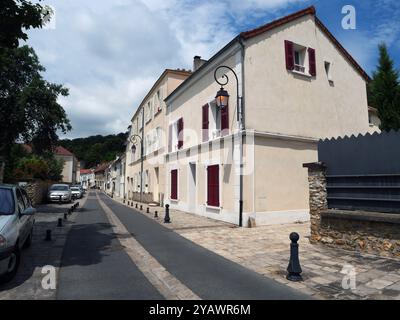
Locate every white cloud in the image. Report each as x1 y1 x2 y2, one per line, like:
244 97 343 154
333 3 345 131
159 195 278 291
26 0 308 138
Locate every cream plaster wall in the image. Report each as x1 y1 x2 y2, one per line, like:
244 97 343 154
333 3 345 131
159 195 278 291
244 14 370 139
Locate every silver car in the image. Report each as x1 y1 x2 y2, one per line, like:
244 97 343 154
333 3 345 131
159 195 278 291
70 186 83 199
48 184 72 203
0 184 36 283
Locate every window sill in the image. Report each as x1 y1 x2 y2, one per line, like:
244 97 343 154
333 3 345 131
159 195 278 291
205 204 221 211
170 198 179 202
291 70 312 78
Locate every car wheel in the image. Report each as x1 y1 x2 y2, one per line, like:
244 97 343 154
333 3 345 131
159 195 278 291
0 246 21 284
23 228 33 249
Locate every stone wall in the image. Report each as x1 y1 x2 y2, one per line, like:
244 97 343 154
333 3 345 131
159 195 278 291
130 192 155 204
304 162 400 258
24 180 52 206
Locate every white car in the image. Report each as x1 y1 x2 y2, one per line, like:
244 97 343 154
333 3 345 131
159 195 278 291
70 186 83 199
0 184 36 283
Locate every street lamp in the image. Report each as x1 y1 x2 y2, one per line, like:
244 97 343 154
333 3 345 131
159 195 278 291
214 65 244 227
129 133 144 203
215 87 229 109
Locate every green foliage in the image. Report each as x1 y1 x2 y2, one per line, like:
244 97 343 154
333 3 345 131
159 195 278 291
60 133 127 168
11 153 64 181
0 0 44 48
368 43 400 131
0 45 71 157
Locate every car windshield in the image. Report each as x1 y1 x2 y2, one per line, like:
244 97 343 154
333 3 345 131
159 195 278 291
0 188 15 215
71 187 79 191
50 185 69 191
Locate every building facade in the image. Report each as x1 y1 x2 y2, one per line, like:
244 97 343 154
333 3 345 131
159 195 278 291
163 6 372 226
125 69 191 205
105 154 126 199
54 146 79 184
80 169 95 190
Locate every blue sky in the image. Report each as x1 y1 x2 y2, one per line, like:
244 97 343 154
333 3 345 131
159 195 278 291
26 0 400 138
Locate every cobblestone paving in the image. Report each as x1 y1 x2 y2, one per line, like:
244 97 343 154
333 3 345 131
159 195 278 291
0 197 85 300
119 197 400 300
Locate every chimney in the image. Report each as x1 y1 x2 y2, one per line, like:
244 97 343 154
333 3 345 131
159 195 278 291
193 56 207 72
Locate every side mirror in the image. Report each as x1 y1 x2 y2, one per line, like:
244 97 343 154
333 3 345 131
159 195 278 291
22 207 36 216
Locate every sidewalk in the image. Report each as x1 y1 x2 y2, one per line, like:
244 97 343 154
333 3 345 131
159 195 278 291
114 196 400 300
0 196 86 300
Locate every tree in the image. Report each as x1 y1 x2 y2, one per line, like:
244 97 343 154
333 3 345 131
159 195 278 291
368 43 400 131
0 0 44 48
0 45 71 159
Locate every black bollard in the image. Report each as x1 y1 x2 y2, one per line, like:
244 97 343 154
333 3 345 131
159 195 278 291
71 205 74 212
57 218 63 227
140 205 143 211
135 203 138 209
76 202 80 208
45 229 52 241
127 201 130 206
68 208 71 215
154 211 158 219
164 204 171 223
64 213 68 220
146 207 149 214
286 232 303 282
59 195 62 205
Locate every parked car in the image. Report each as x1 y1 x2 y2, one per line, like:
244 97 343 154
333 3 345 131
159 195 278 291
70 186 83 199
0 184 36 283
47 184 71 203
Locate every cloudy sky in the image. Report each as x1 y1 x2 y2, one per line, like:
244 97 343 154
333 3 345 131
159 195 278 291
26 0 400 139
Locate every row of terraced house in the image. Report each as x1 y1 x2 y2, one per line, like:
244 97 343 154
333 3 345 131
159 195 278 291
110 7 380 227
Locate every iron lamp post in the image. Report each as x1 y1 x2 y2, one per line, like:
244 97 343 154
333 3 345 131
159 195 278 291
129 133 144 203
214 65 244 227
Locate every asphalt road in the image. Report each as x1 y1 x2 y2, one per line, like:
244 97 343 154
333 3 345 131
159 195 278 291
57 191 310 300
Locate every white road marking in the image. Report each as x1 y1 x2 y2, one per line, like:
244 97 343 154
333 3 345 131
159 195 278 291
96 193 200 300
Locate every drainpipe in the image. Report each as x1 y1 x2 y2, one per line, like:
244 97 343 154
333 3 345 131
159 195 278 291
238 36 246 227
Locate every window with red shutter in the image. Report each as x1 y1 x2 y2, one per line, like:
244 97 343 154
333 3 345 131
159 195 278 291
308 47 316 76
220 103 229 136
207 165 219 207
284 40 294 71
177 118 184 149
170 169 178 200
202 104 209 142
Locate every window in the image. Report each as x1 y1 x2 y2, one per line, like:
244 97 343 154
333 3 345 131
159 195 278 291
0 188 14 215
324 61 333 81
207 165 219 207
202 104 209 142
168 118 184 152
285 40 316 76
293 45 306 73
170 169 178 200
16 188 26 213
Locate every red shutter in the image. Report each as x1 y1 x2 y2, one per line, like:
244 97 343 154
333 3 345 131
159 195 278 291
171 169 178 200
308 47 316 76
168 124 172 152
177 118 184 149
220 103 229 136
284 40 294 71
207 165 219 207
202 104 209 142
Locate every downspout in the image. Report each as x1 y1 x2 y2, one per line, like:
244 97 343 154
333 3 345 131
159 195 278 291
238 36 246 227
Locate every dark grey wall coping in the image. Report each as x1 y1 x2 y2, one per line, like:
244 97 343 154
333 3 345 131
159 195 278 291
321 209 400 225
303 162 327 170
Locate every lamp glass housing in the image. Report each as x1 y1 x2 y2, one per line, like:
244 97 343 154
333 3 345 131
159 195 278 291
215 87 229 109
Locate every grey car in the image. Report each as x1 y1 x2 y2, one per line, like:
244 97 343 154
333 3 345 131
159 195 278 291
48 184 72 203
0 184 36 283
70 186 83 199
